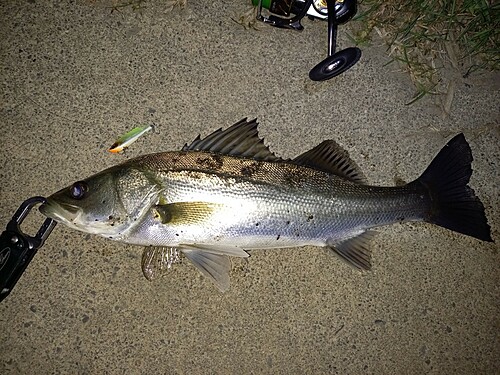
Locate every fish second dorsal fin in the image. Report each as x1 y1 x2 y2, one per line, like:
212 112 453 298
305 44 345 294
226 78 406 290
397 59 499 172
181 118 283 162
293 140 367 184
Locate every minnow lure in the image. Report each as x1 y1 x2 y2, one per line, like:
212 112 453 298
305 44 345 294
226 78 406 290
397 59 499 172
108 125 153 153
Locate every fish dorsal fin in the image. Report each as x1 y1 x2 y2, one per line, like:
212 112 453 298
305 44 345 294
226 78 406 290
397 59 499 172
293 140 367 184
182 118 283 162
326 230 377 270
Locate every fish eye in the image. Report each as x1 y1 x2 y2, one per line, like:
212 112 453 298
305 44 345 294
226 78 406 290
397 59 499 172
69 181 88 200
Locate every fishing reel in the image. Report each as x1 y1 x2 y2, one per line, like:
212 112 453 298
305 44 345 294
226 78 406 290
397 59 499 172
253 0 361 81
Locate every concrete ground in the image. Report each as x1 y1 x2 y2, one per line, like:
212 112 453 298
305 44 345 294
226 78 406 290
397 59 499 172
0 1 498 374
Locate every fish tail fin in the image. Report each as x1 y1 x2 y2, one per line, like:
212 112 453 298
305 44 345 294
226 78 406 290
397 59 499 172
413 133 492 242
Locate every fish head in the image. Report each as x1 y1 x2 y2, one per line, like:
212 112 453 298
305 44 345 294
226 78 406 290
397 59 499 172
40 166 162 239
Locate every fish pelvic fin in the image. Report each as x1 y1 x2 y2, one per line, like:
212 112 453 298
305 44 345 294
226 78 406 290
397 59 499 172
327 231 377 270
181 249 232 292
179 245 248 292
413 133 493 242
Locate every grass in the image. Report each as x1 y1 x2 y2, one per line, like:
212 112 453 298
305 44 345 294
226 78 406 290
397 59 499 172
351 0 499 104
108 1 146 12
99 0 185 13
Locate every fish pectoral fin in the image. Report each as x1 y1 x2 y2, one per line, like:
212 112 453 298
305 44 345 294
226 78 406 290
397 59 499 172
181 249 232 292
326 231 377 270
141 246 182 281
293 140 367 184
153 202 222 225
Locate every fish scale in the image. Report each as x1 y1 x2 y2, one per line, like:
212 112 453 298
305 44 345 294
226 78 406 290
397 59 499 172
122 156 430 250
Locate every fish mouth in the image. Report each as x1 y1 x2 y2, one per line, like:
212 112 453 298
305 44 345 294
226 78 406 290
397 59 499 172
39 199 81 225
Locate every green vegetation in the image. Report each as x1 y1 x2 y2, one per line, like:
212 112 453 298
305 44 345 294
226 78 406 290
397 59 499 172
352 0 499 104
108 1 146 12
104 0 185 13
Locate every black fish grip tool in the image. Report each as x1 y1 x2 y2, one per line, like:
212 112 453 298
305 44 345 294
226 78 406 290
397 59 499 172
0 197 56 302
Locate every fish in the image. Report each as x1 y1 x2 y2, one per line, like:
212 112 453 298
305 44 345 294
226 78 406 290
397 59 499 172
40 118 493 291
108 124 153 153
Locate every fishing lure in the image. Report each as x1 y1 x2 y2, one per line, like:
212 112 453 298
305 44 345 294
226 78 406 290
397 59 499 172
108 125 153 153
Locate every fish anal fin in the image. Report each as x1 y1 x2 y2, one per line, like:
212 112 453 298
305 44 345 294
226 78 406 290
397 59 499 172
181 249 231 292
141 246 182 281
294 140 367 184
181 118 284 162
327 231 377 270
